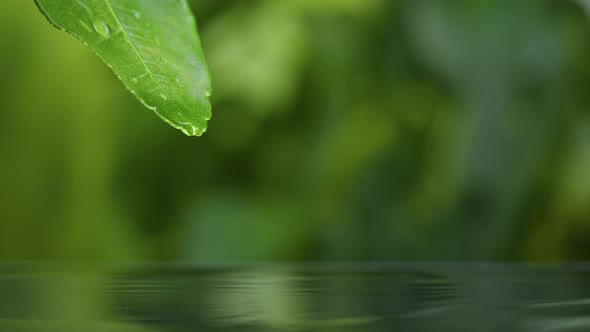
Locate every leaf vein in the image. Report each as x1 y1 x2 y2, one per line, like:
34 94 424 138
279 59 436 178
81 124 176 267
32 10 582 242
102 0 177 110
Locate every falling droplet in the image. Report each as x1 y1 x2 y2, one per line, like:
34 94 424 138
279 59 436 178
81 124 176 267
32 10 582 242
92 20 111 38
160 93 168 100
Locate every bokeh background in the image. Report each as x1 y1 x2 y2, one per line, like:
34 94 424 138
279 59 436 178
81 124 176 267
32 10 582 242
2 0 590 262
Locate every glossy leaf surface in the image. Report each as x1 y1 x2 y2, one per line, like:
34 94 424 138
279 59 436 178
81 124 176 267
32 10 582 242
35 0 212 136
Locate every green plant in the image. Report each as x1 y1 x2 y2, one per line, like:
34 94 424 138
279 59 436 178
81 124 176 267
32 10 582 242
34 0 212 136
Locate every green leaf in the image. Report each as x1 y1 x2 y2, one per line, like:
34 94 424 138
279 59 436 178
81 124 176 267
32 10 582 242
35 0 212 136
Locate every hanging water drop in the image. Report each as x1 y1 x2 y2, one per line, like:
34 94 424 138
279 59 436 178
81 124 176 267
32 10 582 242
92 20 111 38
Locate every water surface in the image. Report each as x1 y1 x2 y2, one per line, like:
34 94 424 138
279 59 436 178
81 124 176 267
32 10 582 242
1 264 590 331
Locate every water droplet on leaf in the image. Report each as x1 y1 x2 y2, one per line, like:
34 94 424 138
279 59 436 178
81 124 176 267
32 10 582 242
92 20 111 38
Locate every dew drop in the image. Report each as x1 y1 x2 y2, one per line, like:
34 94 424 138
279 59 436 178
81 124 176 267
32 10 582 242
160 93 168 100
188 126 201 136
92 20 111 38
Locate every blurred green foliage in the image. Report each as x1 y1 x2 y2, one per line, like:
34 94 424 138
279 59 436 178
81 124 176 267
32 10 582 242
2 0 590 262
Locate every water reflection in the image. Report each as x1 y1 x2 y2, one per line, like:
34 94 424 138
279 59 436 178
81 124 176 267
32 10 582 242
2 264 590 331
